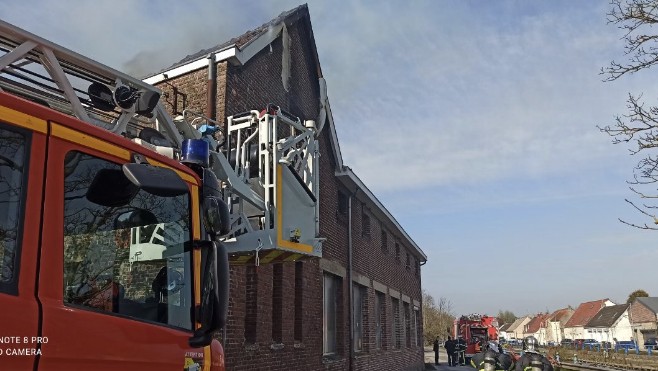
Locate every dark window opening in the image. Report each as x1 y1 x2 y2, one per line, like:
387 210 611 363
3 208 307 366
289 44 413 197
353 283 366 352
362 213 371 238
337 191 348 216
395 243 400 262
375 291 385 349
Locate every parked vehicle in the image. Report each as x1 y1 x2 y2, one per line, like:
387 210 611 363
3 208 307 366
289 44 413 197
560 339 574 347
645 337 658 348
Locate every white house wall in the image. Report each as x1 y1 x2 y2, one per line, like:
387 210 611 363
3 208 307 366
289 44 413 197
584 311 633 345
564 326 585 340
610 313 633 344
548 321 563 343
536 328 547 345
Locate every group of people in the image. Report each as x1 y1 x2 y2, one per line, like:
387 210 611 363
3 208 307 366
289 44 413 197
433 335 467 366
433 335 554 371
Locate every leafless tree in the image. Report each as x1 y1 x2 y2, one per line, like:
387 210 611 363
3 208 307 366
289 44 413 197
423 291 455 345
599 0 658 228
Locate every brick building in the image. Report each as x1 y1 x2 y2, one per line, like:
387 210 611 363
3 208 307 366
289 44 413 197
144 5 427 370
629 297 658 349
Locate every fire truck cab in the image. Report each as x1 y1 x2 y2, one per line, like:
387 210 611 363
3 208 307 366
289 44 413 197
0 20 231 370
453 315 499 361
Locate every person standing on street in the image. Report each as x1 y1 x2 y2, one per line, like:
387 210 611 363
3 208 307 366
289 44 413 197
456 336 467 365
433 336 441 365
445 336 457 366
515 336 553 371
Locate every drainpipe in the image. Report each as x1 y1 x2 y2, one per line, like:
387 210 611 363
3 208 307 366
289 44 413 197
206 53 217 121
348 188 358 371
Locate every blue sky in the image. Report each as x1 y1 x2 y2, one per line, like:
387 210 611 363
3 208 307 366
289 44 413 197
3 0 658 317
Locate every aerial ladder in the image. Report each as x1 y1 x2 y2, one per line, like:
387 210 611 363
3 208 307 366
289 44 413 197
0 19 323 265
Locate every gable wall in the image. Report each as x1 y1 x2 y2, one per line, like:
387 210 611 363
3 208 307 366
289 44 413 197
154 16 423 371
630 301 658 324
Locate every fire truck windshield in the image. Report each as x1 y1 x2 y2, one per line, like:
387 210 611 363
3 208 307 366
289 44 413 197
62 151 193 330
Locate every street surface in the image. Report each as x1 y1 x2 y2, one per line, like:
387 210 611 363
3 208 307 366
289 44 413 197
424 347 469 370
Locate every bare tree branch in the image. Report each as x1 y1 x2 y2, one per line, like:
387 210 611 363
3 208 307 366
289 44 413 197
601 1 658 228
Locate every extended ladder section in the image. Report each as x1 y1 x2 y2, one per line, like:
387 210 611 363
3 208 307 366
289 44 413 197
0 20 322 265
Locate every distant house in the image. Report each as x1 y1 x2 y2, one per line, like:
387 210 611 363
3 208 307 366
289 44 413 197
630 297 658 349
507 316 531 341
563 299 615 340
545 307 574 344
523 314 549 345
584 304 631 345
498 323 512 341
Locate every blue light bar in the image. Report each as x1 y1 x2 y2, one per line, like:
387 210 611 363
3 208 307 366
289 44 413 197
181 139 210 168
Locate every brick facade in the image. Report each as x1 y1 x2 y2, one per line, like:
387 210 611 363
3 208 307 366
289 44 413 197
152 8 424 370
630 301 657 325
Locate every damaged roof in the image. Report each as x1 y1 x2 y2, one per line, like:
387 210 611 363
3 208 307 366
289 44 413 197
141 4 426 261
146 4 309 78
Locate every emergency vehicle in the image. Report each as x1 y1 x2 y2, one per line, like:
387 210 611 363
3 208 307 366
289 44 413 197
453 314 499 360
0 18 321 370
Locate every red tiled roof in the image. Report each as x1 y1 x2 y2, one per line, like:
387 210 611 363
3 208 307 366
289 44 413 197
525 313 549 334
564 299 609 327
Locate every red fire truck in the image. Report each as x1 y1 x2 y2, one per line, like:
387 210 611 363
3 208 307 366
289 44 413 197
0 18 321 370
453 314 499 360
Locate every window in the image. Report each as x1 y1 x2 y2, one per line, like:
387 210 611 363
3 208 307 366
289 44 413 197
404 302 411 347
405 252 410 270
62 151 192 330
353 283 366 352
272 263 283 343
324 273 341 354
0 125 29 293
395 243 400 262
392 297 400 348
381 229 388 253
414 307 421 347
362 212 371 238
375 291 385 350
337 191 348 216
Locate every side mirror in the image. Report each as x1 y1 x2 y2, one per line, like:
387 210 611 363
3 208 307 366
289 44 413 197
202 196 230 237
188 241 229 348
201 168 230 237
